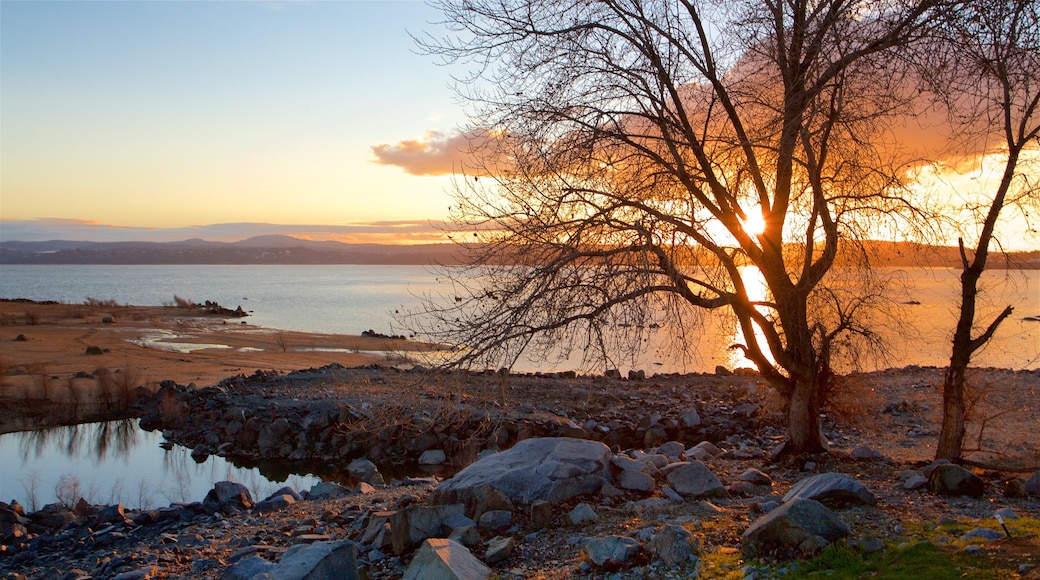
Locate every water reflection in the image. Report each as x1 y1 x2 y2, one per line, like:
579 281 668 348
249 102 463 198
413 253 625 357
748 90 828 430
0 420 320 511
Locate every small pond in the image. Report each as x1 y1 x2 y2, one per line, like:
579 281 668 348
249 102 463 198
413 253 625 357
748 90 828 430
0 419 323 511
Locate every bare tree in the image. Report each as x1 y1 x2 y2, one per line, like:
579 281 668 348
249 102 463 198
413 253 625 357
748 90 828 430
413 0 944 454
926 0 1040 461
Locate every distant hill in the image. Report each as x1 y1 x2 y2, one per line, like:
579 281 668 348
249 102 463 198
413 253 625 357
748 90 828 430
0 236 1036 268
0 236 468 265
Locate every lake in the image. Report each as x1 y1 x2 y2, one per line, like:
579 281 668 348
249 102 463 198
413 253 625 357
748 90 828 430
0 264 1037 509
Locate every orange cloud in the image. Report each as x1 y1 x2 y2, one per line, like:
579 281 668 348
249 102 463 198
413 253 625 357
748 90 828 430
371 129 512 176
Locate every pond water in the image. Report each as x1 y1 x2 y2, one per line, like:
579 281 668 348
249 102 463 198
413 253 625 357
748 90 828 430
0 419 321 511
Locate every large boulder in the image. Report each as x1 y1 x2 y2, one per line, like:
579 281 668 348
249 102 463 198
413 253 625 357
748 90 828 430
648 524 699 566
204 481 254 514
665 461 726 498
432 438 611 506
741 498 849 557
783 473 877 507
402 538 490 580
929 464 985 497
269 539 359 580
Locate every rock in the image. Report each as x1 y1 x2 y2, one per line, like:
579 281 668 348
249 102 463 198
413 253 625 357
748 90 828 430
390 503 465 555
628 369 646 380
993 508 1018 519
204 481 254 513
530 500 553 529
485 535 517 564
475 488 514 519
258 418 291 455
270 539 359 579
738 468 772 486
849 446 883 460
680 408 701 428
307 482 350 500
432 438 611 506
648 524 698 566
783 473 877 507
741 499 850 557
857 536 885 554
97 503 128 523
617 468 656 492
29 503 77 531
656 441 686 459
688 441 721 457
903 475 928 490
419 449 447 465
348 458 384 486
961 527 1005 541
929 464 985 497
443 514 480 547
568 503 599 526
1025 471 1040 495
255 494 297 514
582 536 642 567
661 486 684 503
221 555 275 580
477 509 512 532
85 345 104 355
666 461 727 498
402 538 490 580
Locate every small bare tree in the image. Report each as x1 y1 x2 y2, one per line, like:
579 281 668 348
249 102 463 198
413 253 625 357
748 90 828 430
413 0 946 454
924 0 1040 461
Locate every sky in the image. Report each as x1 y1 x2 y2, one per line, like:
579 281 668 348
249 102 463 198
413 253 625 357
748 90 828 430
1 0 472 243
1 1 1037 250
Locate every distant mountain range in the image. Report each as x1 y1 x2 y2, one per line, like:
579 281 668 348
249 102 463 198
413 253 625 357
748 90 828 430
0 235 1037 268
0 235 466 265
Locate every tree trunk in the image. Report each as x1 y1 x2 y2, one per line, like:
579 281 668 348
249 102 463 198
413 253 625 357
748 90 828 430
785 373 827 454
937 359 968 460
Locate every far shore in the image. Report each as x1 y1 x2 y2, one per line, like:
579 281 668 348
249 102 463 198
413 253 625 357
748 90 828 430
0 299 437 432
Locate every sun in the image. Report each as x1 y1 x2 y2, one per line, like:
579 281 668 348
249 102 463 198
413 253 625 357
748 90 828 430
742 206 766 237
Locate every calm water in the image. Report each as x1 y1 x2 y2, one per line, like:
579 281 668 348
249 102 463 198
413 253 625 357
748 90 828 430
1 264 1037 509
0 419 319 511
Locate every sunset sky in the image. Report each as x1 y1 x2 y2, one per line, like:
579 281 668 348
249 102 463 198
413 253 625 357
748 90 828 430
1 0 471 243
1 1 1037 249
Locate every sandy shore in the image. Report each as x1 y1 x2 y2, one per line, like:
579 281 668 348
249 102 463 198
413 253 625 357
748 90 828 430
0 299 430 408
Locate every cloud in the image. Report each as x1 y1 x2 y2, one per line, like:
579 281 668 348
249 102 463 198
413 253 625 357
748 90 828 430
371 129 511 176
0 218 453 244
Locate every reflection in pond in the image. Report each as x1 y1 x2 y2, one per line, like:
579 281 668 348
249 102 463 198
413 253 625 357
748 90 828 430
0 420 320 511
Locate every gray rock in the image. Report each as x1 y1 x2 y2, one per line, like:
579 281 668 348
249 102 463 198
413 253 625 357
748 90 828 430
568 502 599 526
680 408 701 428
255 494 297 514
961 527 1005 541
432 438 611 506
741 499 850 557
617 469 656 492
97 504 128 523
221 556 275 580
688 441 721 457
258 418 291 455
783 473 877 507
661 486 684 503
1025 471 1040 495
402 538 490 580
390 504 465 555
903 475 928 490
929 464 985 497
582 536 642 567
419 449 447 466
738 468 772 486
849 446 883 460
475 488 514 518
270 540 359 580
857 536 885 554
204 481 254 512
666 461 726 498
485 535 517 564
269 487 304 502
307 482 349 500
656 441 686 459
530 500 553 529
612 454 647 473
348 458 384 486
647 524 698 566
477 509 512 532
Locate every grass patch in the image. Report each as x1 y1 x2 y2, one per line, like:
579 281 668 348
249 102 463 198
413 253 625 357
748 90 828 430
790 516 1040 579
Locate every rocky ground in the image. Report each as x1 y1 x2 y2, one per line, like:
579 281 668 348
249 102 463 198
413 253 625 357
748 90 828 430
2 364 1039 579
